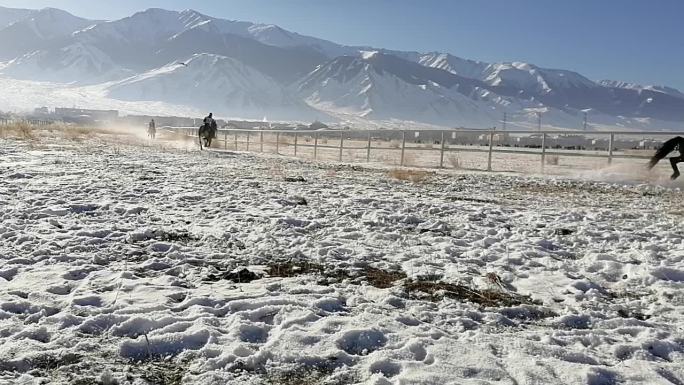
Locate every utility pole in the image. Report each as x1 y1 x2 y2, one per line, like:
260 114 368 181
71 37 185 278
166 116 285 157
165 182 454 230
583 111 588 131
536 112 542 132
502 112 507 131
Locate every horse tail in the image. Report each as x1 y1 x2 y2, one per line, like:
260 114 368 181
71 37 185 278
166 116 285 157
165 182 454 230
198 126 204 150
649 136 683 169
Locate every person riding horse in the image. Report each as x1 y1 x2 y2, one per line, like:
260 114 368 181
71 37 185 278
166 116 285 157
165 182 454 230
198 113 218 150
147 119 156 139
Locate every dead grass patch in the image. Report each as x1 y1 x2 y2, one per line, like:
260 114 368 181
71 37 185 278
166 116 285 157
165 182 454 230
364 267 407 289
447 154 461 169
403 279 538 307
388 168 434 183
402 152 416 166
202 259 408 290
278 134 292 145
546 155 560 165
0 122 37 141
263 366 357 385
267 261 328 278
63 126 91 141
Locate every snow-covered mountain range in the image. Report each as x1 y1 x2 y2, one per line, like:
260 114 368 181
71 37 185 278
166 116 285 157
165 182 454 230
0 6 682 129
108 53 325 121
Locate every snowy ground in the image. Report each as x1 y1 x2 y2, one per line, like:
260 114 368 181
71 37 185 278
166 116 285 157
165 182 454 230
0 128 683 384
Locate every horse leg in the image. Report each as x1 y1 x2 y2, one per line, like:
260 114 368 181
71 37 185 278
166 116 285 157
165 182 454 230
670 156 683 179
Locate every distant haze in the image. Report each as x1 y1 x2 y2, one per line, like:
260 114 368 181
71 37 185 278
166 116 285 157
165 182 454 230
0 0 681 90
0 4 683 130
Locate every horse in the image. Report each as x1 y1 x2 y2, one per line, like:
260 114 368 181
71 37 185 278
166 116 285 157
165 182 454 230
648 136 684 180
198 122 217 150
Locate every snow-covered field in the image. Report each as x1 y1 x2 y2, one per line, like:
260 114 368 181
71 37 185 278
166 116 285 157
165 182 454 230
1 129 683 384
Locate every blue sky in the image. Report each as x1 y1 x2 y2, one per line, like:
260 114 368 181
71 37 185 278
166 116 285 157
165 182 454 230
1 0 682 89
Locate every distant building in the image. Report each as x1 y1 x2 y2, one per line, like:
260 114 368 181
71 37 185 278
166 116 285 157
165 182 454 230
34 107 50 116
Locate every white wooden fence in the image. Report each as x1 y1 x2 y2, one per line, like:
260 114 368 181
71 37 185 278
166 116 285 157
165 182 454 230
0 118 55 126
166 127 683 172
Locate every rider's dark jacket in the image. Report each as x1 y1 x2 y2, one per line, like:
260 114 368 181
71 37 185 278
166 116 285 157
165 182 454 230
204 115 217 129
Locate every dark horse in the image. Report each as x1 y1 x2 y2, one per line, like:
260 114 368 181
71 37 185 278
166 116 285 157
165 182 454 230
648 136 684 180
198 122 217 150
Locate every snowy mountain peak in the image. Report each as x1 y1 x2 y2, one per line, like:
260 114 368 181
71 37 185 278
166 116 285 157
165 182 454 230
0 5 33 28
418 52 489 80
1 41 133 84
483 62 597 92
298 53 502 126
178 9 209 25
599 80 684 100
361 51 379 60
0 6 96 61
19 7 94 39
107 53 325 121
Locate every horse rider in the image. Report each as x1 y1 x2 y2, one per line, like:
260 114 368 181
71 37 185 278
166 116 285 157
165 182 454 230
148 119 156 139
203 113 217 130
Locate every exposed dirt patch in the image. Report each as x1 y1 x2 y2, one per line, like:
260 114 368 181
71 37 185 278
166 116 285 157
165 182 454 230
205 268 263 283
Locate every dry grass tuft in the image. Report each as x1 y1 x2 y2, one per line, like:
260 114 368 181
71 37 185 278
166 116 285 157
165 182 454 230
364 267 406 289
16 123 36 140
403 279 538 307
546 155 560 165
448 155 461 169
402 152 417 166
0 122 37 141
388 168 433 183
277 134 292 145
63 126 91 141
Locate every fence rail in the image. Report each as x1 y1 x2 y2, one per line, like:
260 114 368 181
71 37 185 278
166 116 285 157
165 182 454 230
165 126 683 172
0 118 54 126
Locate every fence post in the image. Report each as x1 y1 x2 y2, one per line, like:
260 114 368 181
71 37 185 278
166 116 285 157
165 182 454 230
366 131 372 163
439 131 446 168
339 131 344 162
276 132 280 154
260 131 264 152
314 132 319 160
541 132 547 171
294 132 298 157
234 132 238 150
487 131 494 171
224 132 227 150
246 131 250 152
608 133 614 164
400 131 406 166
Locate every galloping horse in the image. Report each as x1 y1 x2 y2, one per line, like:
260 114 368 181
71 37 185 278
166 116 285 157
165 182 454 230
648 136 684 180
198 121 217 150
